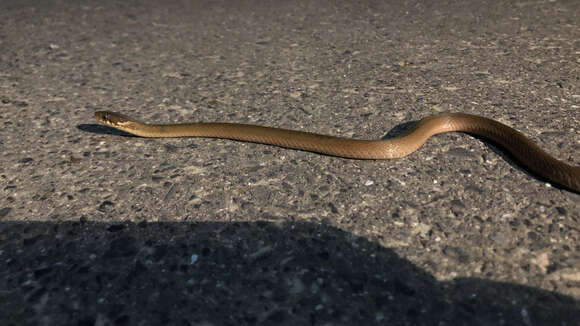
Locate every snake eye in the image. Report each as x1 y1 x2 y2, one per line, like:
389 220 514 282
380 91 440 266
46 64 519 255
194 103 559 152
95 111 114 125
105 113 116 125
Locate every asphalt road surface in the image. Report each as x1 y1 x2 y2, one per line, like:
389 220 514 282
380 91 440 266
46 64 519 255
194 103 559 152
1 0 579 325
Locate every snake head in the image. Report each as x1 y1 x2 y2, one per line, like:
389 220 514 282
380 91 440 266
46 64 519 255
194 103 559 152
94 111 135 128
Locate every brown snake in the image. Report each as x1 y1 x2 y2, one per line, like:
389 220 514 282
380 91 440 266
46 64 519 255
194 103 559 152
94 111 580 192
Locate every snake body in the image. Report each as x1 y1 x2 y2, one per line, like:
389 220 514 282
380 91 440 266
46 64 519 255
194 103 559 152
94 111 580 192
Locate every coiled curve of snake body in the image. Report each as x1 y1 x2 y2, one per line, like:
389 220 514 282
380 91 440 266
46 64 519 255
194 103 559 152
94 111 580 193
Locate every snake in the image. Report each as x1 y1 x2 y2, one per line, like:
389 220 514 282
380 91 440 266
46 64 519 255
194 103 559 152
94 111 580 193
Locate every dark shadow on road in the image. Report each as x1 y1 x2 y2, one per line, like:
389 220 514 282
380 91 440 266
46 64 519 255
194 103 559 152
1 220 577 325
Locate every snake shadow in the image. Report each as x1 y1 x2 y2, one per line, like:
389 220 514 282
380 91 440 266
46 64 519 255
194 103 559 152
382 120 578 194
0 220 577 325
381 120 527 172
77 123 136 137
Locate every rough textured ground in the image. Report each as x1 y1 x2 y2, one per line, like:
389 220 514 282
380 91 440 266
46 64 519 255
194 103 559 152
1 0 579 325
